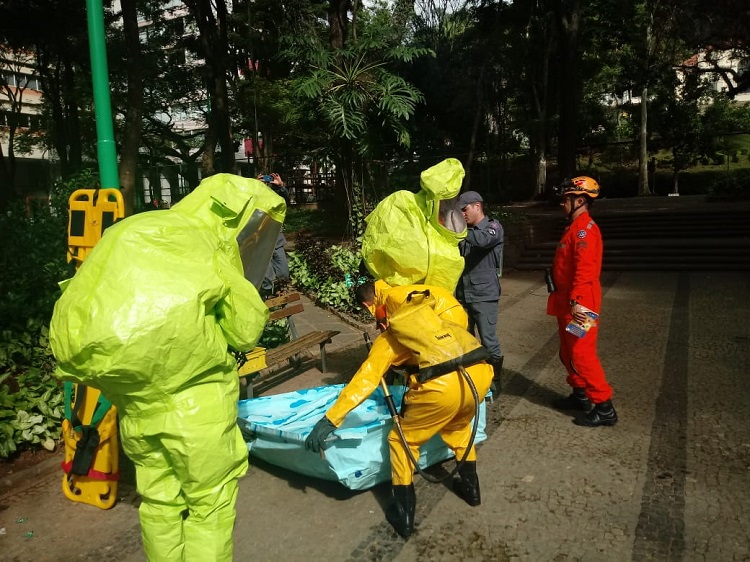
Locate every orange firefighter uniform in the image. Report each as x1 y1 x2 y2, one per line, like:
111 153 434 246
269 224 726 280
546 210 612 404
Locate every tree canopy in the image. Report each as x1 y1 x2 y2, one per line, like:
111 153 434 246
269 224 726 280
1 0 749 211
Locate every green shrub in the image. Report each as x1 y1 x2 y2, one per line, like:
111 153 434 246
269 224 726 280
257 319 291 349
0 203 69 330
706 173 750 201
288 235 366 315
0 321 63 458
0 169 102 458
0 169 98 331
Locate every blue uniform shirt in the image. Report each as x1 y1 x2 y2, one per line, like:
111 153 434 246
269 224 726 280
456 216 504 303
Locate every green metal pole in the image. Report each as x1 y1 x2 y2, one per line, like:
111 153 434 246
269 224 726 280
85 0 119 189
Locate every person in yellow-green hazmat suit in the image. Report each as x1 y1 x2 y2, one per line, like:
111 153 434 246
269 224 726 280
50 174 286 562
305 280 493 539
361 158 467 292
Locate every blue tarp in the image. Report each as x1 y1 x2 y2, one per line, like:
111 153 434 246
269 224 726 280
237 384 487 491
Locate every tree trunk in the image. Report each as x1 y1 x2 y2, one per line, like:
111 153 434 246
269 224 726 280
0 52 35 205
333 141 354 221
529 120 548 198
0 106 18 207
523 1 552 199
147 164 163 207
38 56 84 179
328 0 351 49
556 0 580 180
117 0 144 216
184 0 234 176
38 62 71 178
40 58 82 180
255 130 273 174
637 85 651 196
638 7 656 197
391 0 414 43
465 64 487 191
212 70 235 173
202 128 217 178
63 62 83 173
0 144 12 210
533 151 547 199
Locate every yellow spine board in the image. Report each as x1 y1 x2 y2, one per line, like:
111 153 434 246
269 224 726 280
61 390 119 509
62 187 124 509
66 188 124 268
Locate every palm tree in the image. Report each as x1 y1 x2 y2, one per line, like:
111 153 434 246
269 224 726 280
288 26 429 239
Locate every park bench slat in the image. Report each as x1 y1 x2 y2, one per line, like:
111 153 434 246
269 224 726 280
237 292 340 396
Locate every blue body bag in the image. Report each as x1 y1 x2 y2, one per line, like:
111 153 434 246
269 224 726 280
237 384 487 491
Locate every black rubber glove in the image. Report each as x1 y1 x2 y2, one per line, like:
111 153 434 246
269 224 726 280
305 416 337 453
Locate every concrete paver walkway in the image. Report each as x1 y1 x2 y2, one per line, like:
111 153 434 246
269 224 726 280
1 270 748 561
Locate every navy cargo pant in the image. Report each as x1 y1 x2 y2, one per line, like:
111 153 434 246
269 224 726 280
463 299 502 362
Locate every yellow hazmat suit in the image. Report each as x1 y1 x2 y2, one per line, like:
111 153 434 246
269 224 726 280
50 174 286 562
324 283 493 485
361 158 467 292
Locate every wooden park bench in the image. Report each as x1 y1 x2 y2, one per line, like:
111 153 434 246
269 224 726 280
237 292 340 396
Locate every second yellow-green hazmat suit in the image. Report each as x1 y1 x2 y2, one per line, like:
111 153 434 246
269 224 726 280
361 158 467 292
50 174 286 562
324 283 493 485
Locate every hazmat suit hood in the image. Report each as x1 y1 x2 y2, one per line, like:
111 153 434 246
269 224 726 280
171 173 286 288
361 158 467 291
50 173 286 411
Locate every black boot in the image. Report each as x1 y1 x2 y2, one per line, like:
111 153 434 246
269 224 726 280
453 461 481 506
386 484 416 538
489 356 504 397
573 399 618 427
552 387 592 412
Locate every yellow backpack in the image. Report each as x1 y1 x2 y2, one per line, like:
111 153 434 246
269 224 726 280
386 289 488 382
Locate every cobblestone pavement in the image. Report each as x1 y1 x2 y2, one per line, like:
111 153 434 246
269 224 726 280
1 270 748 562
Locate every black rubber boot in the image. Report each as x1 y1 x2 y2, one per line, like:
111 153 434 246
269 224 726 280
386 484 416 538
552 387 592 412
573 399 618 427
453 461 481 506
489 356 504 397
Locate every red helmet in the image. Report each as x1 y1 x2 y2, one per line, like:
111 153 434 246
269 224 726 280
556 176 600 198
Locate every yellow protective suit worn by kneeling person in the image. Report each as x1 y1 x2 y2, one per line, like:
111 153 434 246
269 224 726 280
327 282 469 423
389 363 492 485
324 284 493 485
369 280 468 327
50 174 286 562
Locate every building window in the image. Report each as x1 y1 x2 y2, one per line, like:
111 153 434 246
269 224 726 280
1 73 41 91
20 76 40 91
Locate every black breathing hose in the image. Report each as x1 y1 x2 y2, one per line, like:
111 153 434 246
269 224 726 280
365 332 482 484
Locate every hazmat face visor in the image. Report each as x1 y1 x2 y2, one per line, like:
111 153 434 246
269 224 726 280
437 196 466 234
236 209 283 289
